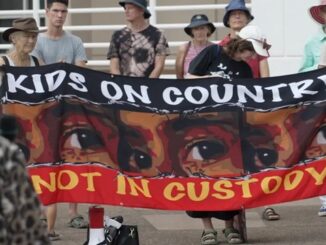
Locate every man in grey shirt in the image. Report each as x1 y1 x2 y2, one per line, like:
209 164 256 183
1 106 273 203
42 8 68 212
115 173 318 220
32 0 88 240
33 0 87 66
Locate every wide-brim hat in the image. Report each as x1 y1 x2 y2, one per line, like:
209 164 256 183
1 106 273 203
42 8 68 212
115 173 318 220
2 17 45 42
223 0 254 28
309 0 326 24
119 0 151 19
184 14 216 37
238 25 271 57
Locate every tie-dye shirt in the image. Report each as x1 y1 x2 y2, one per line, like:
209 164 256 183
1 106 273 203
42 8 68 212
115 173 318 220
107 25 170 77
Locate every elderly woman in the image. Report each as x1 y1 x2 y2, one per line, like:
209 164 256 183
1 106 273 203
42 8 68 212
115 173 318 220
175 14 215 79
0 17 44 66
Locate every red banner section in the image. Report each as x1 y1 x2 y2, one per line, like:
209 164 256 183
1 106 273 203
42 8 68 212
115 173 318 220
28 158 326 211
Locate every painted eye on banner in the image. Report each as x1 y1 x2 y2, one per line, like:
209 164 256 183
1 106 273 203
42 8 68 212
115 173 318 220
65 128 104 150
316 125 326 145
255 148 278 167
17 143 30 161
186 140 226 161
132 149 152 169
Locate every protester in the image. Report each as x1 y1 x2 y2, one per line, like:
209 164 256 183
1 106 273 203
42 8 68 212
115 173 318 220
300 0 326 217
0 116 50 244
299 0 326 73
187 25 271 245
175 14 215 79
219 0 270 79
33 0 87 66
0 18 43 66
32 0 89 239
218 0 278 222
319 44 326 69
0 19 50 243
107 0 170 78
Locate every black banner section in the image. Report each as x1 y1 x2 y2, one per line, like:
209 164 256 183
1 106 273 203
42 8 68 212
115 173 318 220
1 63 325 113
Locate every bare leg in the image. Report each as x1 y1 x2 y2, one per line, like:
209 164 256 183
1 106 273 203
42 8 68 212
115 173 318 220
68 203 88 228
47 204 57 234
225 218 234 229
224 218 242 244
201 218 217 245
202 217 214 230
69 203 78 218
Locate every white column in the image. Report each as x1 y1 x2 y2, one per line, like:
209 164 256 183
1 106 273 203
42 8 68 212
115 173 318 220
23 0 29 10
32 0 41 26
149 0 157 25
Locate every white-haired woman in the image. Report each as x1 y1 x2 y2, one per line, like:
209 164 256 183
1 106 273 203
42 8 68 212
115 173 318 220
0 17 44 66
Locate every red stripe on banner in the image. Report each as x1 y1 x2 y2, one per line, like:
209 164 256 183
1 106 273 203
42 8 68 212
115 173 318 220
27 158 326 211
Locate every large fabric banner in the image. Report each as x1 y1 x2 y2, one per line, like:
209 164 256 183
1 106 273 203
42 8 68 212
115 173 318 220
0 63 325 211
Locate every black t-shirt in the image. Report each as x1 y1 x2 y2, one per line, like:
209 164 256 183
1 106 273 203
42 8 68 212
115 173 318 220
188 45 253 79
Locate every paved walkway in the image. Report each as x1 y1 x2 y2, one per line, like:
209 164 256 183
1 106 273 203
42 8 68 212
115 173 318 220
54 197 325 244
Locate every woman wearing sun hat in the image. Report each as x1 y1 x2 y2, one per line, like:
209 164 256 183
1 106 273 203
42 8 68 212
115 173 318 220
0 18 50 245
219 0 271 79
175 14 215 79
0 17 44 67
219 0 277 223
299 0 326 72
186 25 274 244
299 0 326 217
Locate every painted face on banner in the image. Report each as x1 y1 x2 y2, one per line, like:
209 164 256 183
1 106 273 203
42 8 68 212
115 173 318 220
305 121 326 158
2 99 119 168
244 105 326 172
118 110 244 177
303 104 326 159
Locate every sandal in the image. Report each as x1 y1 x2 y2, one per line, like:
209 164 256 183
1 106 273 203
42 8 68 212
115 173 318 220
40 217 47 225
201 230 218 245
68 215 89 229
262 207 280 221
48 232 61 241
223 227 242 244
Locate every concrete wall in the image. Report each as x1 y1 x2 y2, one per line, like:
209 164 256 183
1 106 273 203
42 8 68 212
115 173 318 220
251 0 319 76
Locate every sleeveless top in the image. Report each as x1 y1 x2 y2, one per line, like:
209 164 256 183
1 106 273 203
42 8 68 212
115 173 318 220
2 55 38 67
183 42 213 75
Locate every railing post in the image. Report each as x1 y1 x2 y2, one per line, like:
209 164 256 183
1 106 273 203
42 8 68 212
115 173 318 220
32 0 41 26
23 0 29 10
148 0 156 25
